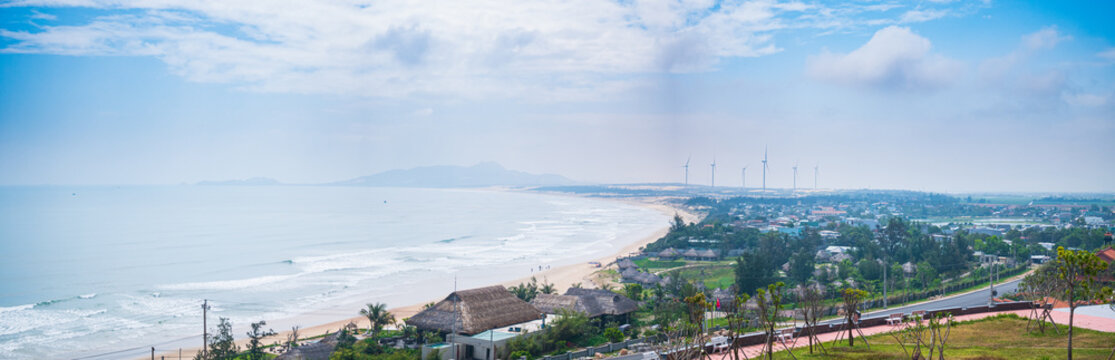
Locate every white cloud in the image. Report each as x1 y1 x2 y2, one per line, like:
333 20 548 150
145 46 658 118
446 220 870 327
0 1 970 100
899 9 948 23
806 26 961 90
29 10 56 21
0 0 812 100
411 108 434 117
1062 92 1108 107
979 26 1071 82
1022 25 1071 51
1099 48 1115 61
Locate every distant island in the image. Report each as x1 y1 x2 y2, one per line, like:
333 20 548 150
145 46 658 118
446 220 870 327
332 162 577 188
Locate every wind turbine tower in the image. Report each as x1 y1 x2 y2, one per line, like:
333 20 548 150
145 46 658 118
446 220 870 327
709 156 717 187
814 163 819 189
741 166 747 189
682 156 690 186
792 162 798 191
761 146 768 191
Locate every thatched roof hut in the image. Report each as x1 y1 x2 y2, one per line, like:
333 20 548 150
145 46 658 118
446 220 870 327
530 288 638 318
406 285 542 335
531 294 589 315
564 288 639 316
698 249 718 259
657 248 679 259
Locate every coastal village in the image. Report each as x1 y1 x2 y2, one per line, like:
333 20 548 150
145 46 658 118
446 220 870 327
208 191 1115 360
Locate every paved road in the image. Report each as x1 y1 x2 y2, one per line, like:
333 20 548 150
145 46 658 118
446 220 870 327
819 277 1022 325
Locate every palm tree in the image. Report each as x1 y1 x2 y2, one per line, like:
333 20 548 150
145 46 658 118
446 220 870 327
539 281 557 295
359 303 395 337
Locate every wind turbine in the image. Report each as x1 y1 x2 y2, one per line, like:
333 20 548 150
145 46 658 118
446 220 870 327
814 163 819 189
761 146 768 191
682 156 690 186
741 165 748 189
792 161 799 191
709 156 717 187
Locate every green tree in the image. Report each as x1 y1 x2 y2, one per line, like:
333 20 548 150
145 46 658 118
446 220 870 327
359 302 395 337
510 277 541 301
915 260 936 291
755 282 786 360
195 317 238 360
840 288 868 347
622 283 643 301
245 320 277 360
789 247 815 284
735 251 774 295
1052 247 1111 360
539 280 557 295
670 213 687 232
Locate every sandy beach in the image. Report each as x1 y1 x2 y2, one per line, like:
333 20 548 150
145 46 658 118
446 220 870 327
146 196 700 360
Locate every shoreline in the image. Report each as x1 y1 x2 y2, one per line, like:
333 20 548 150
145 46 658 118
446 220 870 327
145 194 700 360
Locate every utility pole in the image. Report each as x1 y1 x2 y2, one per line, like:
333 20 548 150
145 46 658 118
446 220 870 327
151 347 154 360
202 299 209 358
883 260 888 308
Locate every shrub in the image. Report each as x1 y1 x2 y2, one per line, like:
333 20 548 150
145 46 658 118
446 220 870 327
603 328 624 343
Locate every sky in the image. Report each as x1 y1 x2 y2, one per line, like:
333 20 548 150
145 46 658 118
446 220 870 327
0 0 1112 193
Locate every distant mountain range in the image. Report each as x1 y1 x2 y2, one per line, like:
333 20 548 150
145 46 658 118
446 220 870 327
333 162 577 188
195 163 577 188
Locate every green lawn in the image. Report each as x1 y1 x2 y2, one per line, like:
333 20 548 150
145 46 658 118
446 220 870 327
670 265 735 289
633 258 686 271
765 314 1115 360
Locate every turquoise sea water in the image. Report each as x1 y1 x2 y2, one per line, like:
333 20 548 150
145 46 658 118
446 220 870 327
0 186 667 359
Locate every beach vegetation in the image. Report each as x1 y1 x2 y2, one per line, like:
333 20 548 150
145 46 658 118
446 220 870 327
503 309 601 359
283 325 300 352
193 317 238 360
510 276 555 302
245 320 276 360
359 303 395 337
331 336 419 360
622 283 643 301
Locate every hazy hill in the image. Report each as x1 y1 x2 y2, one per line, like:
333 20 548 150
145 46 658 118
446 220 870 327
334 162 577 188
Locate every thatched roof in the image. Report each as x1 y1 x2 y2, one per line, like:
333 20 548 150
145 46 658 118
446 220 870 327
531 294 588 315
617 258 637 270
405 285 542 335
531 289 638 317
683 249 700 257
563 288 639 316
658 248 679 257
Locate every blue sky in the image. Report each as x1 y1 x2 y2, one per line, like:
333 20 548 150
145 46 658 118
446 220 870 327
0 0 1112 192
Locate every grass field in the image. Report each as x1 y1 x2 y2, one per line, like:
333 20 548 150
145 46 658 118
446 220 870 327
633 258 687 271
669 264 735 289
765 314 1115 359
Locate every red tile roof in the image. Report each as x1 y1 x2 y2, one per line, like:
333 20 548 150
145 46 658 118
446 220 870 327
1097 247 1115 263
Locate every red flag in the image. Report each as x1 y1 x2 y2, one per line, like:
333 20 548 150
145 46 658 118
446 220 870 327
716 298 720 309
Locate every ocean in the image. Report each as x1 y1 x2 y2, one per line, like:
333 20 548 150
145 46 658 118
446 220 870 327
0 186 668 359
